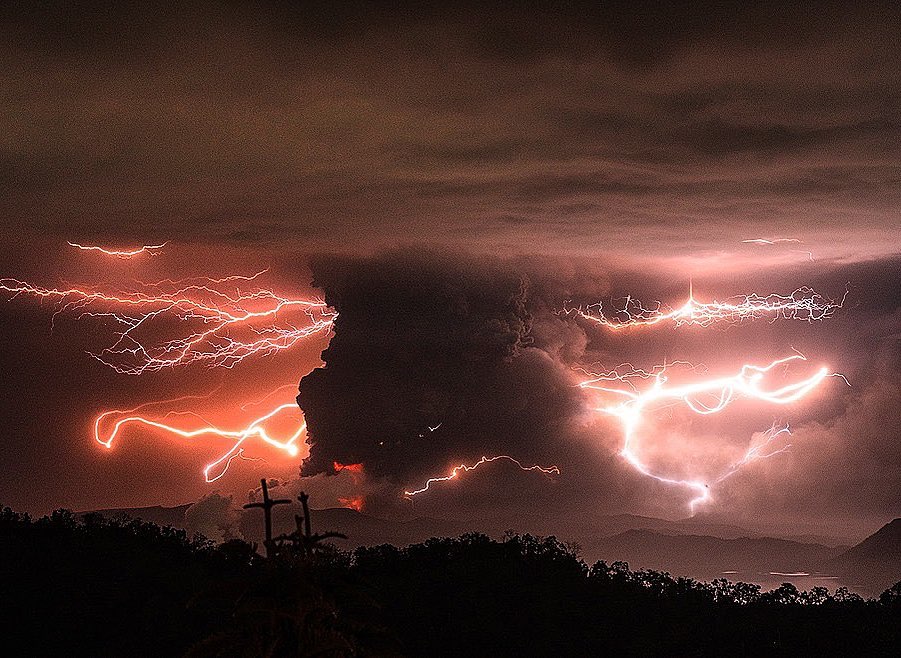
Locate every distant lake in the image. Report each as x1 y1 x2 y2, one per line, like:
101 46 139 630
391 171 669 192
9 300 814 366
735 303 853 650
717 570 875 597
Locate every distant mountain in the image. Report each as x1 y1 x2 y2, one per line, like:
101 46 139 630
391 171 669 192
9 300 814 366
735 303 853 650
826 519 901 593
83 502 898 595
584 529 845 580
80 503 468 549
75 504 774 554
556 512 756 542
79 504 191 528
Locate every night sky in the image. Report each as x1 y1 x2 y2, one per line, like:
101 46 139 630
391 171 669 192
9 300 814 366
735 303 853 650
0 2 898 540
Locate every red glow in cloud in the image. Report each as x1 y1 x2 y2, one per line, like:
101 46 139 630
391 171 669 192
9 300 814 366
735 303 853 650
333 461 365 487
333 461 364 474
338 496 365 512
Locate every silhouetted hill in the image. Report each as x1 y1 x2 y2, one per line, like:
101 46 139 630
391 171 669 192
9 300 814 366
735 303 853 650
566 512 756 541
6 507 900 656
827 519 901 592
587 529 845 580
83 503 759 547
82 503 469 550
85 503 901 595
79 504 191 527
243 505 469 549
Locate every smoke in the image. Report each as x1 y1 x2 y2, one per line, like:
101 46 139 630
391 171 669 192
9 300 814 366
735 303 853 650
295 250 901 528
296 252 618 502
183 492 242 543
713 340 901 531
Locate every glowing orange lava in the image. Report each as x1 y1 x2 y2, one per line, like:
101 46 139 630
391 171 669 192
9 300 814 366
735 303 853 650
333 461 364 474
338 496 366 512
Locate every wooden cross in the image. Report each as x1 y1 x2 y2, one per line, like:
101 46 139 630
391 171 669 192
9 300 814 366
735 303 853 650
243 478 291 556
297 491 312 540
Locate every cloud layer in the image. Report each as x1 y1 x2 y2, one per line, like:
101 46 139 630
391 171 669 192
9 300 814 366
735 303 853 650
1 2 899 262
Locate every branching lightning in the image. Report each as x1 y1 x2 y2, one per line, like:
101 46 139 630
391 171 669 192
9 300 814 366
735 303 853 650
94 395 305 482
581 355 847 512
0 270 335 374
569 286 843 330
0 264 331 481
3 246 852 505
68 241 168 258
404 455 561 498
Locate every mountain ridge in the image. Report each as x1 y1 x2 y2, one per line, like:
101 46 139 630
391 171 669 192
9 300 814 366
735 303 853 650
825 518 901 593
78 503 898 595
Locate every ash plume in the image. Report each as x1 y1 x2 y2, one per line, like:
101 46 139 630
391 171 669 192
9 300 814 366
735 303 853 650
297 252 591 488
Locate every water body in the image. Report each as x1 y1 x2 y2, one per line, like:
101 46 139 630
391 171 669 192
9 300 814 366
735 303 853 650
718 570 874 597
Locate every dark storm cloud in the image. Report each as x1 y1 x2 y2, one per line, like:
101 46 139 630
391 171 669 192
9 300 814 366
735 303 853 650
296 250 900 526
296 251 592 484
1 1 898 259
716 358 901 526
0 2 898 527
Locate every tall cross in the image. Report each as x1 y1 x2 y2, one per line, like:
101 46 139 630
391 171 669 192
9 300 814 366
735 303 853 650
243 478 291 556
297 491 312 539
293 491 345 557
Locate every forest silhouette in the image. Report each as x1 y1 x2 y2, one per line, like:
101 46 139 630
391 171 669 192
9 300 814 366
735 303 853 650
1 504 899 656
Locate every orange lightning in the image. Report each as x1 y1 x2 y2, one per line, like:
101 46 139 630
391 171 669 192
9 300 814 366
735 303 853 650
95 396 306 482
404 455 561 497
68 241 168 258
568 286 843 330
741 238 814 261
0 270 335 374
581 354 847 512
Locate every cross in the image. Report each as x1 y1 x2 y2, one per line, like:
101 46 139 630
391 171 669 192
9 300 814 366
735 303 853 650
297 491 312 540
243 478 291 556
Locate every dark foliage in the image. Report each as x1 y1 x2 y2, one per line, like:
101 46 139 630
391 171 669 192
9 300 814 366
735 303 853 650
1 507 898 656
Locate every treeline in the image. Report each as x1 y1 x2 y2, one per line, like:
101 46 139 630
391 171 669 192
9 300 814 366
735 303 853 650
1 507 899 656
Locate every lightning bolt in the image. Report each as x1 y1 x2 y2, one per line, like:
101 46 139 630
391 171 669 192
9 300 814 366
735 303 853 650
0 271 335 374
68 241 168 258
740 238 815 261
740 238 802 245
404 455 561 498
581 355 847 512
94 395 305 483
567 286 843 330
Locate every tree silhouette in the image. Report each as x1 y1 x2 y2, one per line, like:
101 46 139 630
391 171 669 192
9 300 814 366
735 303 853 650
2 504 900 656
263 490 348 560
